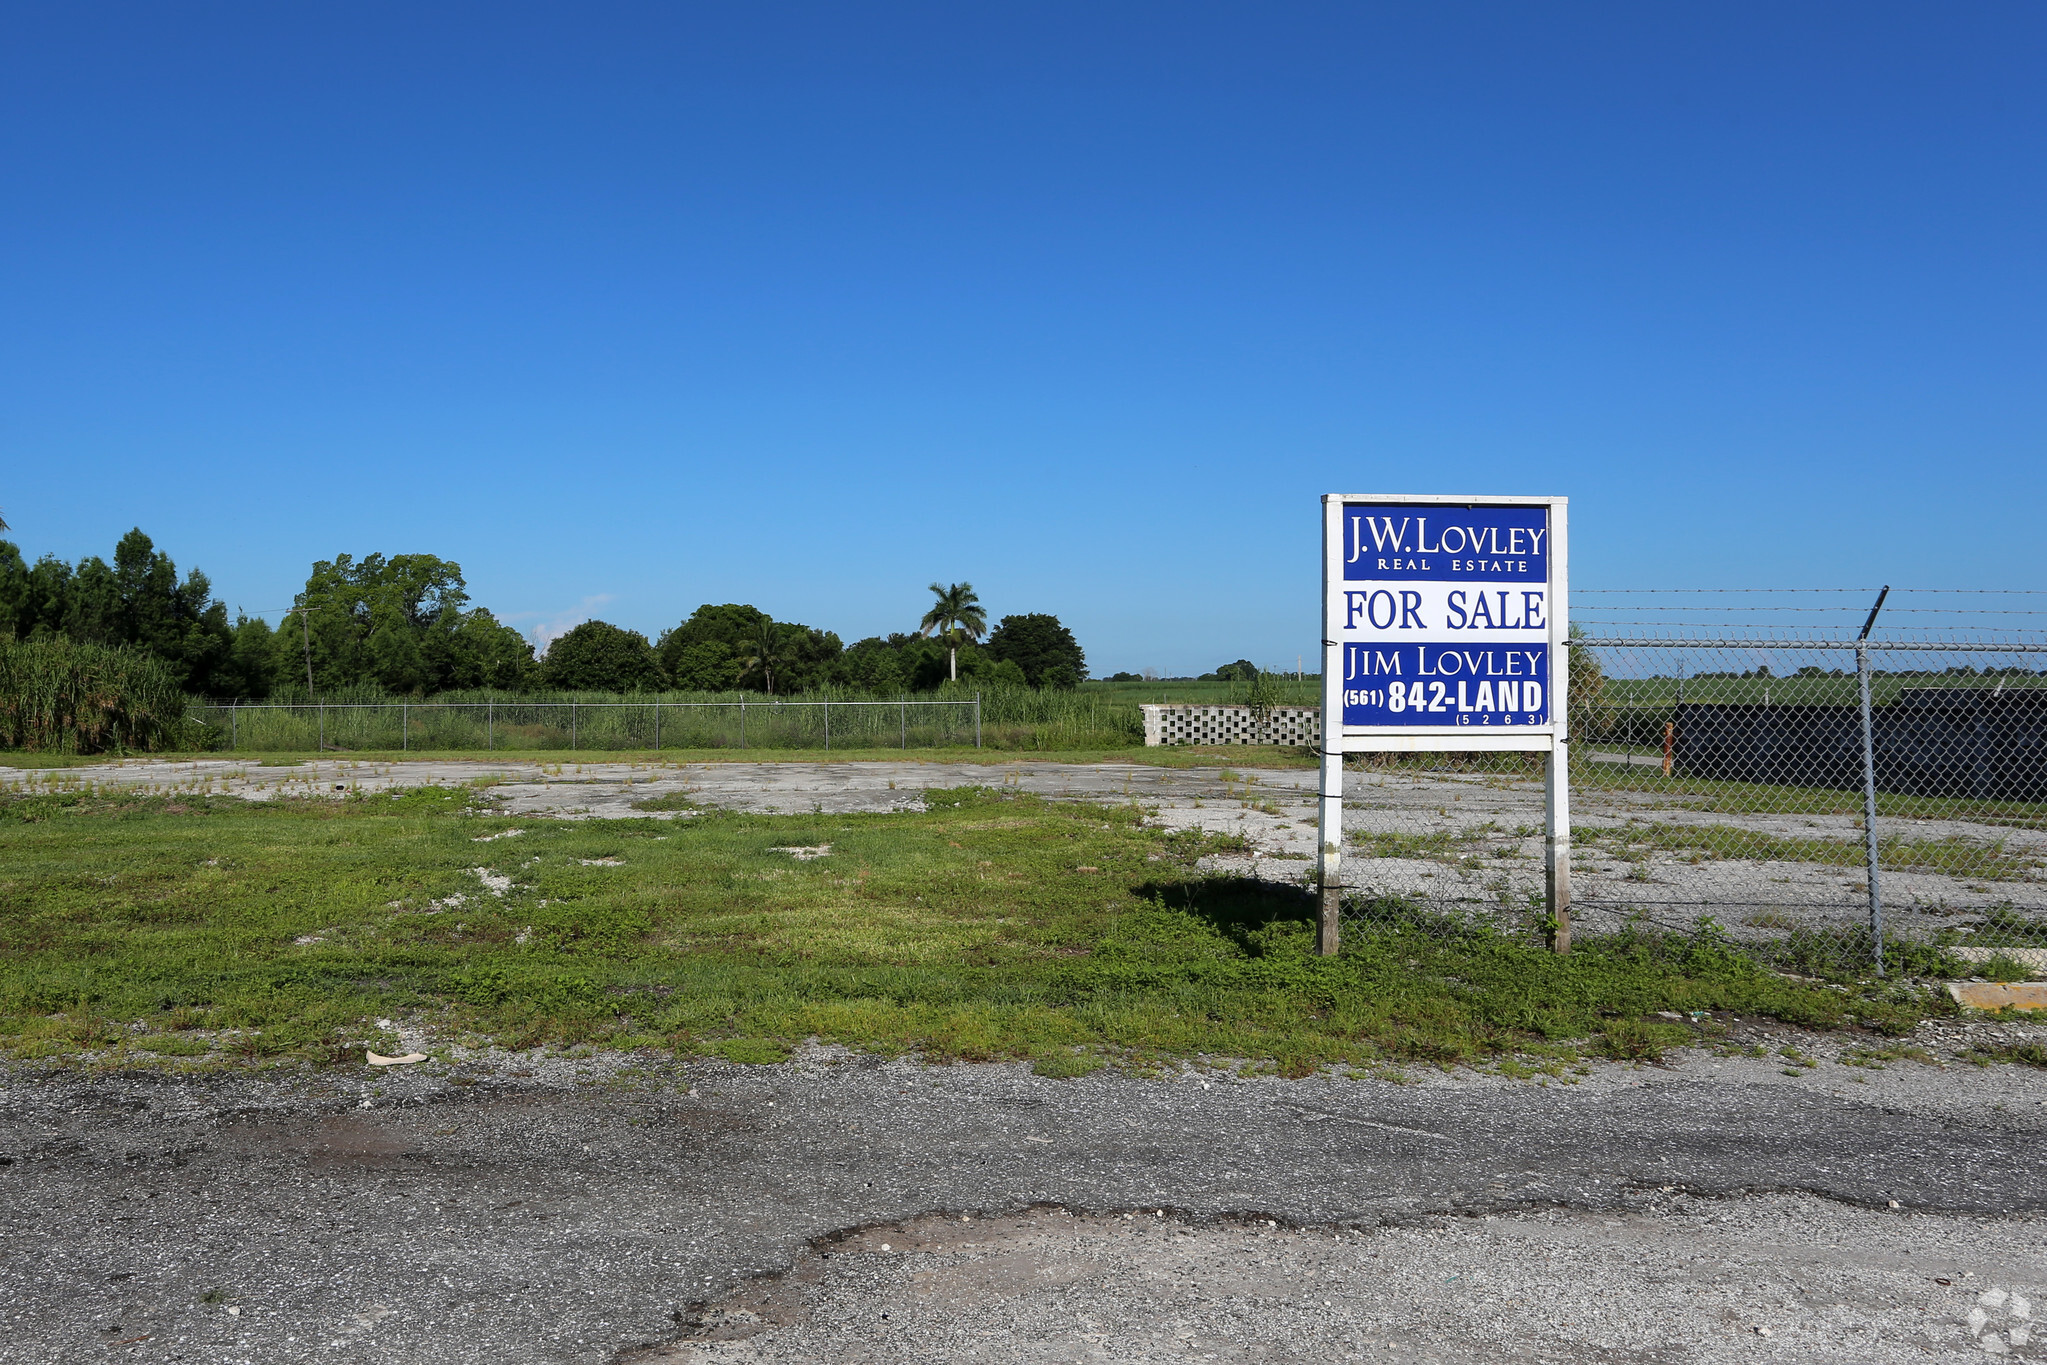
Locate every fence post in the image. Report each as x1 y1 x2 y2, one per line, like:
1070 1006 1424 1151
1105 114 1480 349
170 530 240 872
402 700 408 753
1857 643 1884 975
571 702 577 752
823 700 831 751
653 702 660 753
318 700 325 754
487 698 494 752
1545 736 1572 953
231 702 237 752
901 697 907 749
739 695 746 749
1315 499 1345 956
1856 586 1891 976
974 692 981 749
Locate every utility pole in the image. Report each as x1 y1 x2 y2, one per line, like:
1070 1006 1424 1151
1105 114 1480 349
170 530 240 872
298 596 315 696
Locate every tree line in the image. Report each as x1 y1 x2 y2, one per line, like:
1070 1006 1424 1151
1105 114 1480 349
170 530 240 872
0 532 1086 699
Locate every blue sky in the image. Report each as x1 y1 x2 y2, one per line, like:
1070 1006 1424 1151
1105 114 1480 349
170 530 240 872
3 3 2040 675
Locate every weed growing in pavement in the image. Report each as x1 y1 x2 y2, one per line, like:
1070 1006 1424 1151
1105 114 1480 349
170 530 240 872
0 785 1956 1073
1591 1018 1690 1062
1977 904 2047 944
1975 953 2039 983
1839 1044 1935 1068
1030 1050 1106 1079
1749 925 1966 983
1575 822 2039 881
1961 1041 2047 1068
628 791 700 812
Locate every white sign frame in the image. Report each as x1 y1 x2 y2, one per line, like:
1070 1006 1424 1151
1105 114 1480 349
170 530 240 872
1314 494 1571 954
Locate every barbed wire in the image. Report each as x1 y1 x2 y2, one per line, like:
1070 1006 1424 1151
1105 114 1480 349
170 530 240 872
1576 606 2047 615
1579 587 2047 595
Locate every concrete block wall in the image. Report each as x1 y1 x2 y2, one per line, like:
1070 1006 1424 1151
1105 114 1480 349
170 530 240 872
1140 704 1319 747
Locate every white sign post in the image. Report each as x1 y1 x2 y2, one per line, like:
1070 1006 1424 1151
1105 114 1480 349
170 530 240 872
1314 494 1570 955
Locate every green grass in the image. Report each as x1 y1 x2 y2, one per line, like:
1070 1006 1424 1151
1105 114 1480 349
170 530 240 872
1081 677 1322 707
1595 673 2047 710
0 784 1951 1073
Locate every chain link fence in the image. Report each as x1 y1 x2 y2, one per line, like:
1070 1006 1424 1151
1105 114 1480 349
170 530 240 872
1335 591 2047 978
188 697 983 753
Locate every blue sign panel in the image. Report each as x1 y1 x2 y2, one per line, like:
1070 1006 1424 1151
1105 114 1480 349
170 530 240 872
1340 644 1551 727
1336 502 1554 728
1342 505 1548 583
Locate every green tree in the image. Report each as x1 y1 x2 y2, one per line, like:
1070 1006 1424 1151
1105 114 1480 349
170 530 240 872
226 615 276 698
666 641 738 690
1567 624 1612 740
0 529 235 694
657 604 769 690
770 624 843 692
0 542 30 640
919 582 986 683
835 635 912 692
268 551 531 696
540 621 664 692
22 554 75 640
984 613 1086 689
735 619 781 694
659 603 770 652
963 654 1027 688
657 604 842 694
448 610 538 690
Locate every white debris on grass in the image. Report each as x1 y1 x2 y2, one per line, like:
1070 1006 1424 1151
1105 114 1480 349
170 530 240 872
770 844 833 861
578 857 625 866
472 829 525 843
471 868 513 896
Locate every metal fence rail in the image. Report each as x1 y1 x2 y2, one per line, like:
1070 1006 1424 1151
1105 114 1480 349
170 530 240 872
189 697 983 753
1336 602 2047 977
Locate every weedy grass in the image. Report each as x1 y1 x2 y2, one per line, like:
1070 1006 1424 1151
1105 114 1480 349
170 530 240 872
1962 1041 2047 1069
0 785 1950 1072
1572 763 2047 832
1575 821 2039 881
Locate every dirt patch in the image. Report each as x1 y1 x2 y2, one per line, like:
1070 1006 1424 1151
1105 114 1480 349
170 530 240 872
626 1198 2047 1363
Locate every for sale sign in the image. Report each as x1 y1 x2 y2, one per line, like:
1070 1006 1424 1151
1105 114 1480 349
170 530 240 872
1322 496 1566 740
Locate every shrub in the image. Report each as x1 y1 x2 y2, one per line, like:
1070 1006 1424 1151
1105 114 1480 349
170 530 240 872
540 621 665 692
985 613 1087 688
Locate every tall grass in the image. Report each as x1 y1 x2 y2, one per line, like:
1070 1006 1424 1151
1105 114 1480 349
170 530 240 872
0 640 194 753
185 680 1171 753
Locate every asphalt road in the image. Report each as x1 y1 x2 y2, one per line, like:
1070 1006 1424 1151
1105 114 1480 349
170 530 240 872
4 1025 2045 1364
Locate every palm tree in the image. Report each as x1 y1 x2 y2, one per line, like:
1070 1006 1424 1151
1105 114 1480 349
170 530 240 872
740 618 786 695
919 582 986 682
